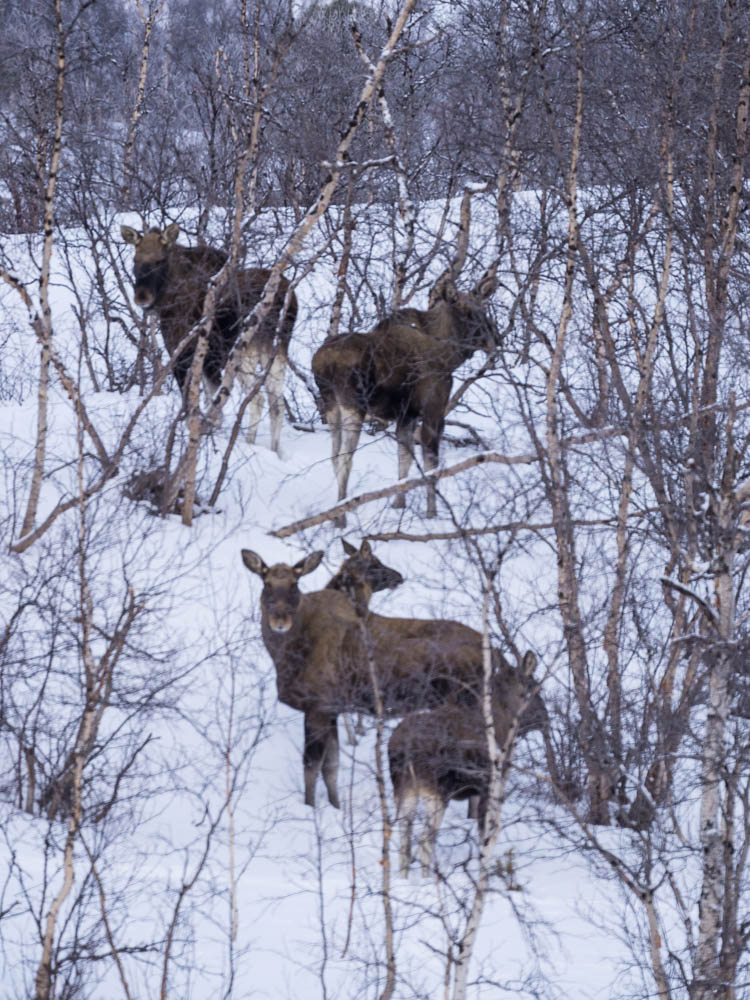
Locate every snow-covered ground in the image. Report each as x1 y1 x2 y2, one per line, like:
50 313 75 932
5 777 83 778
0 199 654 999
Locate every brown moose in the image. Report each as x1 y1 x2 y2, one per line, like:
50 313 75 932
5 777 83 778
312 274 498 522
312 187 499 523
121 222 297 454
325 537 404 612
241 545 497 809
388 650 549 876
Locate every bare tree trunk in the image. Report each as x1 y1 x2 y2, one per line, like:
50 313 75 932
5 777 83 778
540 29 613 824
122 0 165 207
325 173 357 340
19 0 66 542
451 571 513 1000
351 21 416 310
167 0 419 516
693 404 738 1000
692 10 750 993
360 613 397 1000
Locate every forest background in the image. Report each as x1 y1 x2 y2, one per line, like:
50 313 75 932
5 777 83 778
2 1 750 998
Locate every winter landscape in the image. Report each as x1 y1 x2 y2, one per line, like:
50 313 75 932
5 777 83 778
2 2 750 999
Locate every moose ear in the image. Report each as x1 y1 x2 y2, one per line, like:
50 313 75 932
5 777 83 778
161 222 180 247
121 225 142 246
241 549 268 578
475 274 498 300
522 650 537 677
429 273 458 307
360 539 372 557
294 550 324 578
341 539 357 556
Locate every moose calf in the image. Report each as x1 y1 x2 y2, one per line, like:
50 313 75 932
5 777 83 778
389 651 548 876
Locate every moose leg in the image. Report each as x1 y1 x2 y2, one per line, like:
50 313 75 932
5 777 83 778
331 405 362 527
420 413 444 518
325 405 345 527
202 335 229 429
238 341 264 445
200 373 225 429
303 710 337 807
395 783 419 878
173 348 193 397
266 351 287 456
392 418 417 509
418 788 446 876
326 404 343 476
337 406 362 500
476 793 490 842
321 717 341 809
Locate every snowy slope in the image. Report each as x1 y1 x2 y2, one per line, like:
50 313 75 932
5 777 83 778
0 200 641 1000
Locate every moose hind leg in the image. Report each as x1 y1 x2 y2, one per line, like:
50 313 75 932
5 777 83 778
392 418 417 509
396 783 420 877
266 351 287 455
420 414 443 518
237 341 264 445
239 341 270 444
331 406 362 527
337 406 362 500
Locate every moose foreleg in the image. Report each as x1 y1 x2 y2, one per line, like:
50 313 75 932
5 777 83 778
392 419 417 509
321 717 341 809
418 788 446 876
266 351 287 456
304 710 338 807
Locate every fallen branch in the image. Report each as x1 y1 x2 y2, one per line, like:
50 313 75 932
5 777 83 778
271 450 536 538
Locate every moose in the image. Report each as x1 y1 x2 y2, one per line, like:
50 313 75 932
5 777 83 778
325 537 404 613
312 188 499 523
312 273 498 522
242 545 507 809
120 223 297 454
389 651 548 876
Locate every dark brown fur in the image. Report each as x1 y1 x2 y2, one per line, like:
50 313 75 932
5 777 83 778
389 651 548 875
311 276 498 521
121 223 297 453
325 538 404 613
241 547 491 808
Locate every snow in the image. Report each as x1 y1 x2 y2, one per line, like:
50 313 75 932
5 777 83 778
0 198 656 999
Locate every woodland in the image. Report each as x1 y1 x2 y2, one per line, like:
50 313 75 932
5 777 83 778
2 1 750 998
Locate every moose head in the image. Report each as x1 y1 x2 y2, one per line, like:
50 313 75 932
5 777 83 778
241 550 324 634
120 223 181 310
